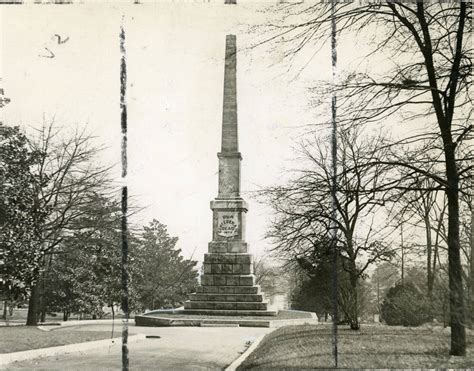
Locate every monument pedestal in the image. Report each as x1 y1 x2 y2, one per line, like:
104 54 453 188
184 196 274 315
185 252 275 314
184 213 275 315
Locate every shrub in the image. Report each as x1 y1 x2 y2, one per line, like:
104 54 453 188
381 282 432 326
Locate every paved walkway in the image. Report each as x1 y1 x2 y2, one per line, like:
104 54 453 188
4 323 273 370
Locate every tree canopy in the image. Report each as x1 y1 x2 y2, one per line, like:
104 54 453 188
0 124 43 300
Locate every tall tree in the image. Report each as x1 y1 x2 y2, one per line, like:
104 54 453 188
261 128 394 330
25 121 112 325
256 1 471 355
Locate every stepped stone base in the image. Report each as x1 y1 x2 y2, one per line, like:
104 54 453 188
185 300 268 311
181 309 277 317
196 285 260 294
190 293 263 302
184 250 271 316
201 274 255 287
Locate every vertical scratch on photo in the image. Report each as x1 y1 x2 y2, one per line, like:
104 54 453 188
120 15 129 371
330 0 338 368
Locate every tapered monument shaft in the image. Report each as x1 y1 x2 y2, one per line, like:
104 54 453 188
221 35 238 153
218 35 241 200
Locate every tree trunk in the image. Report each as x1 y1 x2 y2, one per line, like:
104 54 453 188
400 223 405 284
445 153 466 355
349 274 360 330
2 301 7 320
416 0 467 353
63 311 68 321
39 265 47 324
26 283 39 326
376 280 380 314
424 216 434 300
111 304 115 321
469 197 474 329
443 294 449 328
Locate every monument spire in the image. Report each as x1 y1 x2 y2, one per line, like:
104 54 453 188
221 35 238 153
217 35 242 200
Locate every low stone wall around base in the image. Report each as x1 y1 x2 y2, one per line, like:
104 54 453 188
135 312 319 328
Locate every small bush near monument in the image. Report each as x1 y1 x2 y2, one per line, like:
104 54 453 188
381 282 432 327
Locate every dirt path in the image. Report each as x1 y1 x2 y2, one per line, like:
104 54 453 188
5 323 273 370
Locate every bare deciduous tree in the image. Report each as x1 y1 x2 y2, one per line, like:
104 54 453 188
25 121 113 326
260 127 394 330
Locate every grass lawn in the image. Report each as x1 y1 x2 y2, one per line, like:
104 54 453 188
0 309 60 324
0 327 120 353
238 324 474 369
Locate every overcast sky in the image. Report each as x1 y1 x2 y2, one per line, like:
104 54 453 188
1 2 400 263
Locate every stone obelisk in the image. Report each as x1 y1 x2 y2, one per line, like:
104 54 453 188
185 35 275 316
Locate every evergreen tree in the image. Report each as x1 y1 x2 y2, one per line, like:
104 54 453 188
132 220 198 311
0 124 43 301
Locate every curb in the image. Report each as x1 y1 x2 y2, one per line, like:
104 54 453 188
37 325 62 331
47 319 119 328
225 333 267 371
0 333 146 366
37 319 122 331
0 323 24 327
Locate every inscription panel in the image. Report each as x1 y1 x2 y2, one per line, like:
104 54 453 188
217 212 239 238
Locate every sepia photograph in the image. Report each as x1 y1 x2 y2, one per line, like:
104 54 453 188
0 1 472 369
